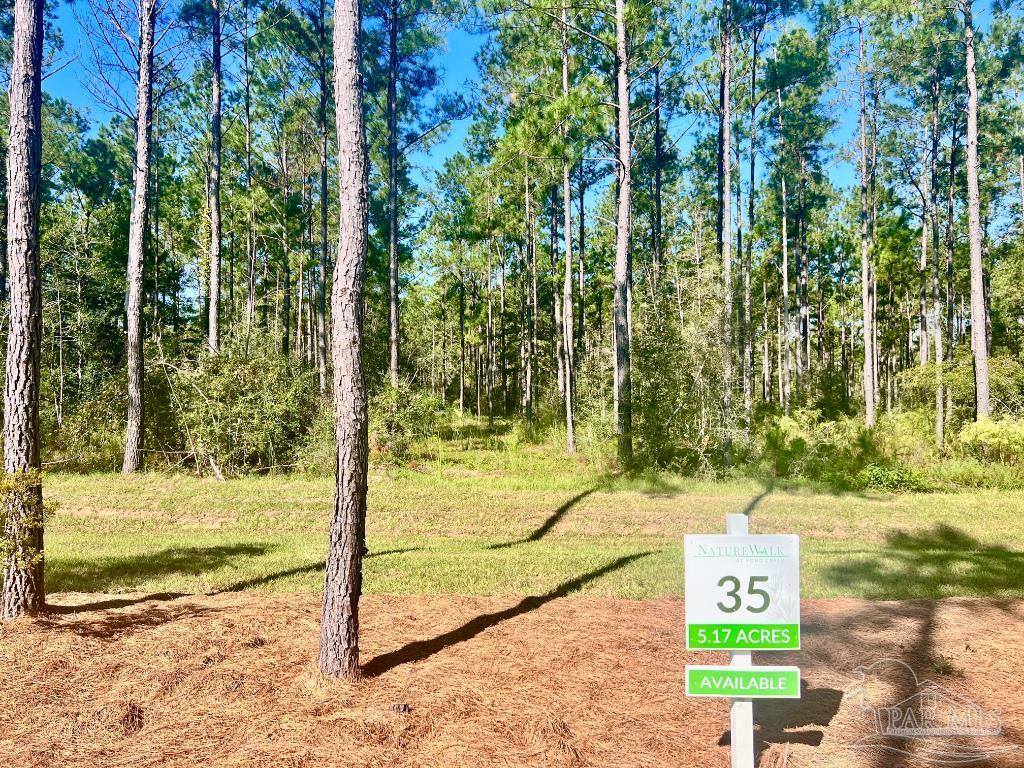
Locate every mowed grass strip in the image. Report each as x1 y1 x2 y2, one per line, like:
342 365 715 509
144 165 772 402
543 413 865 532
42 451 1024 600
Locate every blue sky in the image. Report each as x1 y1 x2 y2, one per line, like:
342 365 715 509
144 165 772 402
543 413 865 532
43 2 1011 202
45 4 485 183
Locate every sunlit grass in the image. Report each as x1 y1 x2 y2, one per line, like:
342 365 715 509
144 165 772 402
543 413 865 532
40 444 1024 600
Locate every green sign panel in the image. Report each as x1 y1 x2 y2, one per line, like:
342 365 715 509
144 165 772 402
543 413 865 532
686 665 800 699
687 623 800 650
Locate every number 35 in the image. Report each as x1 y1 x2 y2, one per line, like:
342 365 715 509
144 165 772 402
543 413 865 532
716 575 770 613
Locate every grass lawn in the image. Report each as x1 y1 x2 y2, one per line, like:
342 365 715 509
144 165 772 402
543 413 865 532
41 441 1024 601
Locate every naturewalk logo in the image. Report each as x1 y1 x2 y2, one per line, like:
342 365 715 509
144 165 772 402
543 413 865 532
693 543 787 559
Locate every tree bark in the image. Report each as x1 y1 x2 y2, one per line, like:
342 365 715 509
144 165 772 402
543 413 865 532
858 20 875 427
244 0 257 351
718 0 733 465
744 33 757 431
319 0 369 679
652 64 663 290
317 0 329 391
577 164 585 355
208 0 222 354
777 87 791 416
613 0 633 464
919 147 929 367
122 0 156 475
561 2 575 453
963 0 989 419
930 76 943 447
523 166 535 426
386 0 400 386
2 0 44 618
280 140 291 357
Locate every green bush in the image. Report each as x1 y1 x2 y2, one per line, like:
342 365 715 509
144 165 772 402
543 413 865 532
44 362 178 472
923 457 1024 490
294 403 336 474
369 383 444 461
956 418 1024 465
171 353 318 474
872 409 939 467
857 463 930 492
755 409 870 487
45 377 126 472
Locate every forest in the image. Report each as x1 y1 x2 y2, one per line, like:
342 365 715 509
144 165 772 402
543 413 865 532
1 0 1024 754
0 0 1020 486
1 0 1021 492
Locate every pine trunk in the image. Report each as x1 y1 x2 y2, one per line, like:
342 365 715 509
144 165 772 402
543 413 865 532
122 0 156 475
2 0 44 618
718 0 733 465
319 0 369 679
317 0 330 391
613 0 633 464
858 21 875 427
964 0 989 419
208 0 222 354
777 87 791 416
386 0 400 387
561 3 575 454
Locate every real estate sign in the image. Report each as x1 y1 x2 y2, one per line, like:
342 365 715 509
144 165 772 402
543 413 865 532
684 534 800 651
685 665 801 699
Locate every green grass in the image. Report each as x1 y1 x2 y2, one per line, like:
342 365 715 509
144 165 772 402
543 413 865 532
39 444 1024 601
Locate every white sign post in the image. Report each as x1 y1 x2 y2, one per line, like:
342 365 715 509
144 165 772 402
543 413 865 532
684 513 801 768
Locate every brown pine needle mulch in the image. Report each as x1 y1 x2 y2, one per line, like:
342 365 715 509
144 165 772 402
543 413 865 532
1 594 1022 767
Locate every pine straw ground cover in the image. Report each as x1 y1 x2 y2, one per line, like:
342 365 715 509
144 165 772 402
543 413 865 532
1 593 1022 768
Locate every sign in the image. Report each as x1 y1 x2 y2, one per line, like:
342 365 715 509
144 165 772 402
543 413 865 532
684 515 802 768
684 533 800 651
686 665 801 699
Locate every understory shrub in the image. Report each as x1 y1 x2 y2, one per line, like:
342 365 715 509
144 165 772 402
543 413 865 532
955 417 1024 465
755 409 871 487
171 353 317 474
856 463 930 492
369 383 444 461
45 377 126 472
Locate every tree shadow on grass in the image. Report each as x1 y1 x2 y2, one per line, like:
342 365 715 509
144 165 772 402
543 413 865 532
48 544 273 594
213 547 422 593
362 551 653 678
825 523 1024 600
47 547 423 614
488 490 596 550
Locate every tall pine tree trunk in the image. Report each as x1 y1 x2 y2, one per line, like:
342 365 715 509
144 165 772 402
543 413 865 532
964 0 989 419
744 34 757 430
317 0 330 391
718 0 733 465
2 0 44 618
858 20 875 427
577 165 585 355
561 2 575 453
930 77 944 446
613 0 633 464
777 87 791 416
123 0 156 475
386 0 400 386
652 64 663 290
243 0 257 351
319 0 369 678
208 0 222 354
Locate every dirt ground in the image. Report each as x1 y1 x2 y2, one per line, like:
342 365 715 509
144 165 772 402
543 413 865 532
0 593 1021 768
